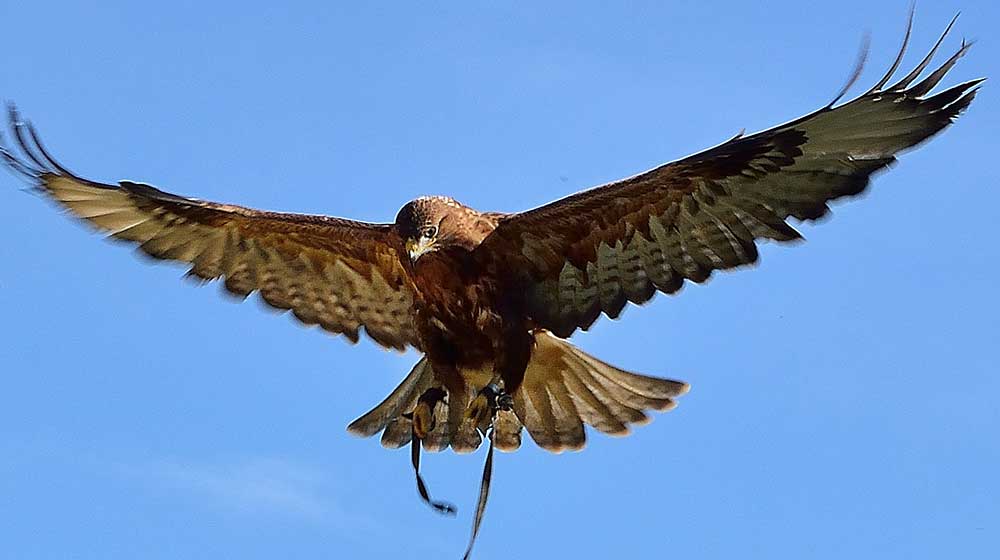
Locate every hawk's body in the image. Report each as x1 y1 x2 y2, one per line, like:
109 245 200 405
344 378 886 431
1 17 981 456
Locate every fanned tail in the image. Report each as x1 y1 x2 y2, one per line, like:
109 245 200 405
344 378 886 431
513 332 689 453
347 331 688 453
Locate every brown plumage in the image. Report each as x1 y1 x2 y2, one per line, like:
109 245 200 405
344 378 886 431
0 17 981 460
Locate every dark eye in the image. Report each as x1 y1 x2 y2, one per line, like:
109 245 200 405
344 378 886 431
421 226 438 239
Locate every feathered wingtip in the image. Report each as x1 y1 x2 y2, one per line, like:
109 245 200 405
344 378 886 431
0 104 97 189
0 105 41 184
827 31 871 108
829 7 984 109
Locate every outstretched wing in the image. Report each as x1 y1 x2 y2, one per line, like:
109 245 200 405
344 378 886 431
476 16 982 338
1 111 420 351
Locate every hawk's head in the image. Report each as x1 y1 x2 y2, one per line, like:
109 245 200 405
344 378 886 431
395 196 484 262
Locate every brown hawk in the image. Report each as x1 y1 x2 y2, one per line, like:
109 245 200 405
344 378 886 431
0 13 982 556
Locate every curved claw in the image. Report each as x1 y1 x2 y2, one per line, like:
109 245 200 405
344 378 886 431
464 393 492 430
404 387 447 440
411 401 436 440
465 383 513 431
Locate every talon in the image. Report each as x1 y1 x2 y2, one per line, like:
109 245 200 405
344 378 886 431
412 401 435 440
464 383 512 429
464 393 491 428
409 387 447 440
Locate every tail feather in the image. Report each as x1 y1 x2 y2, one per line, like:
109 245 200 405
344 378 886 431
567 365 648 425
515 381 585 452
348 358 433 439
561 368 630 435
346 331 689 454
564 349 677 412
587 362 677 413
547 378 587 446
348 357 490 454
591 362 689 400
419 396 454 452
380 416 413 449
493 409 523 452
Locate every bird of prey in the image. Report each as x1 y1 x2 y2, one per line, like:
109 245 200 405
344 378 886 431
1 13 981 558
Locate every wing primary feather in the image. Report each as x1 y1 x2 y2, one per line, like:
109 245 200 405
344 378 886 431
864 2 915 95
7 106 50 172
2 107 422 352
0 142 41 181
2 106 95 186
826 32 870 108
941 84 982 120
921 79 986 114
475 15 977 339
907 39 975 97
722 129 746 143
1 115 48 183
26 120 86 181
888 12 960 92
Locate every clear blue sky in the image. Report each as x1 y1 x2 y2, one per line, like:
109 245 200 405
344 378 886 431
1 1 997 558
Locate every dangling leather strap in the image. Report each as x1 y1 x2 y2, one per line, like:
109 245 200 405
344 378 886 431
462 423 496 560
410 426 457 516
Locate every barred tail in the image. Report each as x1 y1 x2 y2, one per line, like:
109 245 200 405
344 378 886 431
512 333 689 452
346 332 689 454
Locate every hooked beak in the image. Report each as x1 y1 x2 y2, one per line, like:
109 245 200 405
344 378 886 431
406 238 435 261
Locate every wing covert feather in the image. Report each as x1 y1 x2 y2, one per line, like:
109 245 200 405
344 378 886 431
1 115 420 351
475 21 981 337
